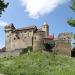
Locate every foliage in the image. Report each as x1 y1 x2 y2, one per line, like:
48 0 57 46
67 18 75 27
27 46 33 52
70 0 75 11
0 0 9 16
44 40 55 52
0 52 75 75
74 34 75 39
20 46 33 54
67 0 75 27
71 47 75 57
21 48 28 54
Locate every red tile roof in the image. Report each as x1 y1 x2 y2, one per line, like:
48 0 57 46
44 35 54 40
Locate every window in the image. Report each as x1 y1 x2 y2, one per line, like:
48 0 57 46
25 37 26 39
29 30 32 32
24 31 26 33
17 37 20 39
14 38 16 40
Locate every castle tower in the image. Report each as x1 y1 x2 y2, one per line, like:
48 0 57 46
5 24 15 51
33 30 45 51
41 22 49 37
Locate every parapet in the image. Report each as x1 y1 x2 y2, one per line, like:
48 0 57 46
5 23 15 29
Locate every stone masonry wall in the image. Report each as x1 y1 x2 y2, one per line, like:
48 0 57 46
54 40 72 56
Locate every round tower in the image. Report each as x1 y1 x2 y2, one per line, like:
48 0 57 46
41 22 49 37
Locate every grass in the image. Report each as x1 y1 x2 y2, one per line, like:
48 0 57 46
0 51 75 75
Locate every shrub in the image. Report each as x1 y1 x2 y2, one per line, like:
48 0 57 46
27 46 33 52
71 47 75 57
44 40 55 52
20 46 33 54
20 48 28 54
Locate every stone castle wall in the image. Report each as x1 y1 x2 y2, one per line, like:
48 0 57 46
52 32 72 56
33 31 45 51
4 23 72 56
10 30 34 50
5 23 48 51
54 40 72 56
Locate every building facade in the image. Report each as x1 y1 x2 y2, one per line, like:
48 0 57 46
5 22 49 51
4 23 72 56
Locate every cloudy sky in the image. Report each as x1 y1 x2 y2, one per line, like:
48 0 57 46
0 0 75 48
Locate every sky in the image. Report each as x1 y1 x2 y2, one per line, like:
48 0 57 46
0 0 75 48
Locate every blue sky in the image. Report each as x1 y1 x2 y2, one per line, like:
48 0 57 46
0 0 75 48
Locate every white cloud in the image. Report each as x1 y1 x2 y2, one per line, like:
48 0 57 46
0 20 8 27
20 0 69 19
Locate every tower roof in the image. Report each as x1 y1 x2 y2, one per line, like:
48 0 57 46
43 35 54 40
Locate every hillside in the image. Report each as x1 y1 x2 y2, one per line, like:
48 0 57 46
0 51 75 75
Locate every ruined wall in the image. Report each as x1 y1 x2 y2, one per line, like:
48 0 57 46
58 32 73 40
54 40 72 56
53 32 73 56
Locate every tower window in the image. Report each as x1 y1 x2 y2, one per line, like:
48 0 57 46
14 38 16 40
17 37 20 39
24 31 26 33
25 37 26 39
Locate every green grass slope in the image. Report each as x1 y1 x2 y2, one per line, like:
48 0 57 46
0 51 75 75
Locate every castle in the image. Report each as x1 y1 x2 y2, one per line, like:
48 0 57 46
5 22 49 51
4 22 72 56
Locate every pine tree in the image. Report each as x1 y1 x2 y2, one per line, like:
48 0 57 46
67 0 75 27
0 0 9 17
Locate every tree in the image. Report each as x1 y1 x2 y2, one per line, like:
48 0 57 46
44 40 55 52
0 0 9 17
67 0 75 27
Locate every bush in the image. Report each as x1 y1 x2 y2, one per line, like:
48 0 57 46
67 18 75 27
20 46 33 54
27 46 33 52
44 40 55 52
71 47 75 57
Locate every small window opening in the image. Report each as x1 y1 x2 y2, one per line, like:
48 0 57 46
14 38 16 40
